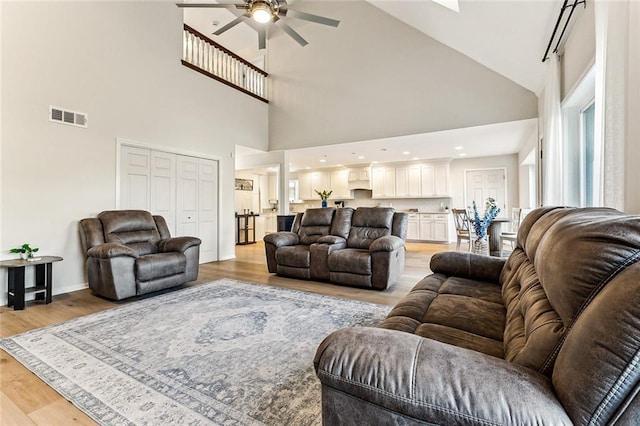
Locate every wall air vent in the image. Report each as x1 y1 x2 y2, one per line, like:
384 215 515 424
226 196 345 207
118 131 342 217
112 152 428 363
49 106 88 128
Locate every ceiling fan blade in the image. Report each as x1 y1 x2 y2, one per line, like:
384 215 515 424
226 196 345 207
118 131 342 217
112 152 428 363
258 27 267 50
282 9 340 27
277 20 308 47
176 3 244 9
213 14 250 35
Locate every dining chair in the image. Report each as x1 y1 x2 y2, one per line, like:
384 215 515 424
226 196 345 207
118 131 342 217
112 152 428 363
452 208 474 251
499 207 529 257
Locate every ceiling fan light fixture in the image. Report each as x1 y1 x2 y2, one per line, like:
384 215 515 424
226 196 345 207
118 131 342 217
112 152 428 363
251 1 273 23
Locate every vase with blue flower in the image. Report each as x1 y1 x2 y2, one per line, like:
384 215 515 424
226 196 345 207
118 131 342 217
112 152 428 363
471 198 501 256
315 190 332 208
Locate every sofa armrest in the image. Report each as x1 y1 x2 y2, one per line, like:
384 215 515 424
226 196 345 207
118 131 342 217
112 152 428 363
369 235 404 253
315 328 572 426
316 235 347 248
263 231 300 247
158 236 201 253
430 251 505 284
87 243 138 259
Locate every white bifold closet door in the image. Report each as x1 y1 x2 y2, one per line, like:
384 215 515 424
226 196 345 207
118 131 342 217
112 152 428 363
120 145 219 263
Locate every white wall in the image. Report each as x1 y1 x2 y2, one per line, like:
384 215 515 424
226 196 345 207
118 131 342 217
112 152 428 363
561 2 595 100
518 125 540 208
0 2 268 305
267 1 538 150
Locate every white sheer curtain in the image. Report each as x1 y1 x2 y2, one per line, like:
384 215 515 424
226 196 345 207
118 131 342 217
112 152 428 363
594 0 640 212
542 53 564 206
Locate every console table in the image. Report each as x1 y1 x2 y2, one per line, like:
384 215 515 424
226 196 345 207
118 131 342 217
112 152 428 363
0 256 63 310
236 214 259 245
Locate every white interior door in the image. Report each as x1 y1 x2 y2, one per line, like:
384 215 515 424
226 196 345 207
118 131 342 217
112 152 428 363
198 158 218 263
119 143 220 263
177 155 199 237
150 151 176 235
120 146 150 210
465 169 507 216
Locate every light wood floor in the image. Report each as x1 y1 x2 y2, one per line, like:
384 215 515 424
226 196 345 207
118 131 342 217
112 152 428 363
0 241 453 425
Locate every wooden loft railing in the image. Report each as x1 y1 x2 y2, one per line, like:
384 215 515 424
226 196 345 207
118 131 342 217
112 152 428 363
182 24 268 103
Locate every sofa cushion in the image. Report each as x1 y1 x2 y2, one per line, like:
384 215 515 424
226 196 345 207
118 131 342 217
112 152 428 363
500 207 640 376
329 208 354 238
298 208 335 245
501 247 564 372
328 248 372 274
276 245 311 268
99 210 161 251
379 273 505 359
347 207 394 249
135 252 186 281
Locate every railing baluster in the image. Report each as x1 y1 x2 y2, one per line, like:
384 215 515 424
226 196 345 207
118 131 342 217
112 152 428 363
181 25 268 103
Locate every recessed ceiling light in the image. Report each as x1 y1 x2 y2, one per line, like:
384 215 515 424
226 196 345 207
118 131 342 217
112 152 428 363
305 166 311 169
372 161 379 164
402 151 410 155
459 153 467 157
337 164 344 167
412 157 419 161
455 146 463 150
357 156 365 159
320 159 326 163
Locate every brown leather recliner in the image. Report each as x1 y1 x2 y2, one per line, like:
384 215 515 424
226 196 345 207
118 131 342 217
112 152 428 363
264 207 408 289
79 210 201 300
315 207 640 424
264 207 346 280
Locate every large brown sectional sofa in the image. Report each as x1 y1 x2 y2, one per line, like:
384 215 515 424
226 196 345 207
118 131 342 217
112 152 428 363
264 207 408 290
315 206 640 425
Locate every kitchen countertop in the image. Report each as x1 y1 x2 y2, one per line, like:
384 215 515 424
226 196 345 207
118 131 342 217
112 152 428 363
402 210 451 214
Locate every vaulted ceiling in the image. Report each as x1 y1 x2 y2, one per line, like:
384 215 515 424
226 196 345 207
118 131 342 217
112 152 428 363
181 0 561 167
183 0 560 94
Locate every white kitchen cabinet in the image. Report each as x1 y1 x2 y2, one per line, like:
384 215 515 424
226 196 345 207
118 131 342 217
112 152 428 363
311 171 330 197
372 167 396 198
298 171 330 200
348 167 370 182
298 173 312 200
419 214 434 240
396 165 422 198
263 212 277 234
418 213 450 242
268 173 278 202
329 169 351 199
406 213 420 240
421 162 450 197
395 167 408 198
432 214 449 241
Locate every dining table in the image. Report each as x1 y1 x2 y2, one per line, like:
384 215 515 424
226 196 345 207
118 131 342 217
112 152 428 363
486 217 511 256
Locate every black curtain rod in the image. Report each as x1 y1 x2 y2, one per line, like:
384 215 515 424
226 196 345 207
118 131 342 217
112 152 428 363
542 0 586 62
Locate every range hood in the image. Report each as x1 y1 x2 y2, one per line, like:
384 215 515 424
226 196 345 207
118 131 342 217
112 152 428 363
349 181 371 190
348 169 371 190
352 189 373 199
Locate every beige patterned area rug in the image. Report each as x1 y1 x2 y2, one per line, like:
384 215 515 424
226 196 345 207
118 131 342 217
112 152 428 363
0 279 390 425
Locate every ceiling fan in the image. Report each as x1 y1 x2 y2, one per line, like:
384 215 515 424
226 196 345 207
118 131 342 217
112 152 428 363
177 0 340 49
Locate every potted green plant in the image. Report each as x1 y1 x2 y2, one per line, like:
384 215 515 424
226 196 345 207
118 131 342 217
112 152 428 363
10 243 39 260
315 190 333 208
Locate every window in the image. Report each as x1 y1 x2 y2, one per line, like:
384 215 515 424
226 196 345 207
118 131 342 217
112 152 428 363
562 66 599 207
581 101 596 206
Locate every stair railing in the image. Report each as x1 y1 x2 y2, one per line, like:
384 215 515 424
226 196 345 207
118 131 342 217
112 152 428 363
182 24 268 103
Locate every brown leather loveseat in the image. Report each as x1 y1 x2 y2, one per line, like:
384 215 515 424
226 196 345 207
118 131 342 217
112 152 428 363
79 210 201 300
264 207 408 290
315 207 640 424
